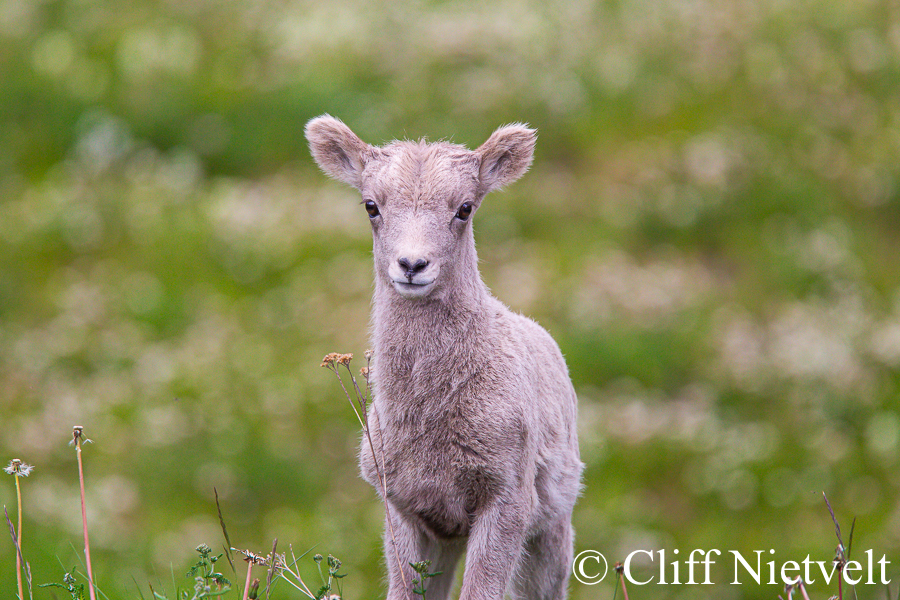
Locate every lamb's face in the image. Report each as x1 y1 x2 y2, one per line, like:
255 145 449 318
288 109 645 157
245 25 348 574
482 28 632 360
305 116 536 299
359 142 481 299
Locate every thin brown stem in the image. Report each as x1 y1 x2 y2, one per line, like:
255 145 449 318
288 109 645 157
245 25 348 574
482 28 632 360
75 435 97 600
325 356 408 591
328 365 365 428
15 476 23 600
5 508 24 600
265 539 277 600
344 364 367 407
351 376 408 591
366 404 403 570
242 560 254 600
618 569 630 600
363 353 372 399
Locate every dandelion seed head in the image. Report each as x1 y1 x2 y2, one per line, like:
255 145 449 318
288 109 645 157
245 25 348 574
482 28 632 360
4 459 34 477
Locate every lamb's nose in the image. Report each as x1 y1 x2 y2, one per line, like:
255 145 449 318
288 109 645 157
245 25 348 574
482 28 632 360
398 257 429 279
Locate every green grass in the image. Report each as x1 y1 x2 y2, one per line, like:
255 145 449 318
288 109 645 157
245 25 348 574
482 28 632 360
2 0 900 598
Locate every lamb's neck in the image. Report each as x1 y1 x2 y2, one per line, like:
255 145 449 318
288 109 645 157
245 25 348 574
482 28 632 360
371 278 492 354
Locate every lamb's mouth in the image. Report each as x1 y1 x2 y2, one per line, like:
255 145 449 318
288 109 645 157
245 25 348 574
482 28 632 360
391 278 435 297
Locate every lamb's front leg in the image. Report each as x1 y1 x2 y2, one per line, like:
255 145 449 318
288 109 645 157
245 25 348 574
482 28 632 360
385 509 465 600
458 496 530 600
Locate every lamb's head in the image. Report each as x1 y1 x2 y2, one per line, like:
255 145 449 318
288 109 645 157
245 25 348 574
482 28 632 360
305 115 536 301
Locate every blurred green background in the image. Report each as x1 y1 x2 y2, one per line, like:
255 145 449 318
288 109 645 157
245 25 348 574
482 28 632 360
1 0 899 598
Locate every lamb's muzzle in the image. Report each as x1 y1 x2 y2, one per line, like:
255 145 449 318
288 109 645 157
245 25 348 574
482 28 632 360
398 257 429 280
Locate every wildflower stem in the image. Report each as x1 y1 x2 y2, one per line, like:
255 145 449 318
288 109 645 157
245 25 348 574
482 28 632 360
616 565 630 600
265 538 277 600
281 545 316 599
242 560 254 600
74 432 97 600
366 405 407 587
329 364 365 429
322 353 409 591
15 475 23 600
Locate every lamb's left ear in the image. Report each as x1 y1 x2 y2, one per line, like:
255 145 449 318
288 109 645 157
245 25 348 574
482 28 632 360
476 124 536 193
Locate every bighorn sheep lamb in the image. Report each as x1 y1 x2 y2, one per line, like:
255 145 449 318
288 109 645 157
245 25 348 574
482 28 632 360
305 115 583 600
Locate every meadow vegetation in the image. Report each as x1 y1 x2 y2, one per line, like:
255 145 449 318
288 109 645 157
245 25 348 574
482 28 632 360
1 0 899 598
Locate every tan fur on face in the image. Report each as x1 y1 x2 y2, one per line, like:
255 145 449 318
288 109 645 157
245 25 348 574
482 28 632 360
364 141 479 212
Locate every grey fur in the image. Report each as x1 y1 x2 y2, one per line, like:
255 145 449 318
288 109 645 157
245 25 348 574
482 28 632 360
306 115 583 600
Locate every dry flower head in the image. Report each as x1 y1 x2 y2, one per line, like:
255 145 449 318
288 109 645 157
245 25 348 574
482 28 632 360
69 425 93 446
4 459 34 477
234 548 282 568
321 352 353 367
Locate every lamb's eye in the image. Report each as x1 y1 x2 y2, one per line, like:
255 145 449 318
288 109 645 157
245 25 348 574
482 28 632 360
455 202 473 221
364 200 380 218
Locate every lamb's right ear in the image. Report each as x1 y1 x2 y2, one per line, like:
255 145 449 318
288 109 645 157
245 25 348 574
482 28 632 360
305 115 370 189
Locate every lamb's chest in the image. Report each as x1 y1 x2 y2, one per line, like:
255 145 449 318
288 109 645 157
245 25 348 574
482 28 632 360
360 420 504 539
